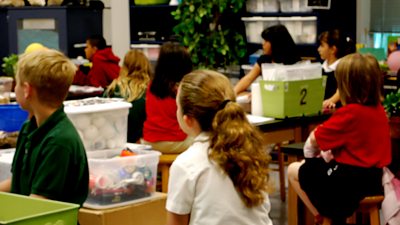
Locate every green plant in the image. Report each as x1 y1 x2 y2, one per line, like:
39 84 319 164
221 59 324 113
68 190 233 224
1 54 19 77
383 90 400 117
171 0 247 69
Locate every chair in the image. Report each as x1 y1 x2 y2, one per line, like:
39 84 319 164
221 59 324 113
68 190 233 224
322 195 384 225
158 154 179 193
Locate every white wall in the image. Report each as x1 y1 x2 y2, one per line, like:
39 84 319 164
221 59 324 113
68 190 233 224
101 0 130 62
356 0 372 46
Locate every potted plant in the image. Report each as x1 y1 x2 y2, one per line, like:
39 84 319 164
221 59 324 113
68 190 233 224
383 90 400 138
1 54 18 78
171 0 247 70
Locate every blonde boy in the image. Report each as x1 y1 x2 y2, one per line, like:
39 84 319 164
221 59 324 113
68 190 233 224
0 49 89 206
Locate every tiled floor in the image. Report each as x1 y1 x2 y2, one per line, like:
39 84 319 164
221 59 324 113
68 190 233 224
269 190 288 225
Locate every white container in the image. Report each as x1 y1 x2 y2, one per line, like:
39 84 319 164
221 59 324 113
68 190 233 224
64 97 132 151
279 0 312 12
242 17 279 43
278 16 317 44
84 144 160 209
130 44 160 61
246 0 279 13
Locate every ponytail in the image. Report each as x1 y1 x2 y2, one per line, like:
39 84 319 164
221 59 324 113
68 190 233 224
208 101 270 208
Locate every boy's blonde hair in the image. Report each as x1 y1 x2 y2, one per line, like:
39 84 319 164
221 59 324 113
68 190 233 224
336 53 382 106
106 49 152 102
178 69 270 208
16 49 76 107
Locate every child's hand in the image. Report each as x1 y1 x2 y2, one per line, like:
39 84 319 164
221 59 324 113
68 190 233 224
321 150 334 163
322 99 336 110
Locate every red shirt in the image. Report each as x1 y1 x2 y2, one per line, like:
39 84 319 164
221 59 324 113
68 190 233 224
143 85 187 142
73 48 120 88
315 104 391 168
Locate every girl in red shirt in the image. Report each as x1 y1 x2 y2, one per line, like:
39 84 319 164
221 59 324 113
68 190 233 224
288 53 391 224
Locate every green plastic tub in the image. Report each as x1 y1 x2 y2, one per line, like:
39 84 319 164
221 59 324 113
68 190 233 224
0 192 79 225
134 0 169 5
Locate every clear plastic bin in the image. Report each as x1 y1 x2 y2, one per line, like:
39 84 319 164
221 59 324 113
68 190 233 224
64 97 132 151
242 17 279 43
279 0 312 12
84 144 160 209
246 0 279 13
278 16 317 44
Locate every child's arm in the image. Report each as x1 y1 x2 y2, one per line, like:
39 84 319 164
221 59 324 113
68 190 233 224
234 64 261 95
303 132 320 158
166 212 189 225
323 89 340 109
0 177 11 192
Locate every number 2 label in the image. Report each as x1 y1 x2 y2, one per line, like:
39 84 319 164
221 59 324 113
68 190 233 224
300 88 307 105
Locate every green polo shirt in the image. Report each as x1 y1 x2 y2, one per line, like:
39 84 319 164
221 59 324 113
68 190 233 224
11 106 89 206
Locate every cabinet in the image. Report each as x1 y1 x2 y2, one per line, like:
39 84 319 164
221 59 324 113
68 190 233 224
129 4 178 44
0 5 103 62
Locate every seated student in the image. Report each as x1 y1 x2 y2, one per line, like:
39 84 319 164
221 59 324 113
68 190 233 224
287 53 391 224
167 69 273 225
0 49 89 206
141 42 193 154
73 34 120 88
318 29 356 109
234 24 301 95
104 49 152 143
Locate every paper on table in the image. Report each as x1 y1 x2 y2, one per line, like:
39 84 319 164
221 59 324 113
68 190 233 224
246 114 274 125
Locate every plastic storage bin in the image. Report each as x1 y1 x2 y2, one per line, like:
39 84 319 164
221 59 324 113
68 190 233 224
131 44 160 61
279 0 312 12
246 0 279 13
0 104 28 132
242 17 279 43
278 16 317 44
134 0 169 5
84 144 161 209
64 97 132 151
0 192 79 225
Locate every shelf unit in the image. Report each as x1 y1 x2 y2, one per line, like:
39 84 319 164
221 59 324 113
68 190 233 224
129 4 178 44
0 5 103 62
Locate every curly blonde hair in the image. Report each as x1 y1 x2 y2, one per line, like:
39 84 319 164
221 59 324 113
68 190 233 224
106 49 152 102
178 69 270 208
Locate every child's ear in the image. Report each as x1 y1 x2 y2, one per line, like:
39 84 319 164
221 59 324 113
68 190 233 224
22 82 33 99
183 115 196 128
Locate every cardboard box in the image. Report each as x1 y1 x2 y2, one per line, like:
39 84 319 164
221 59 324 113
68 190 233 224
79 192 167 225
259 78 325 118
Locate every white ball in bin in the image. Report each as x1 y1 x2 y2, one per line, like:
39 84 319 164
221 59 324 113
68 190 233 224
106 139 117 149
102 125 116 139
73 115 91 130
92 116 107 128
84 125 99 140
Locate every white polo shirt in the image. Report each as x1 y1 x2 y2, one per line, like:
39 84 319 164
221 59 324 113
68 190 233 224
166 132 273 225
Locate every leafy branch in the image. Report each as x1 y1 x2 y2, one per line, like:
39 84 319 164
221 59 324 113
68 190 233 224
172 0 247 69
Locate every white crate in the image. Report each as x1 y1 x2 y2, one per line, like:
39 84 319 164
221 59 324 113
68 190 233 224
246 0 279 13
130 44 160 61
242 17 279 43
278 16 317 44
279 0 312 12
84 144 160 209
64 97 132 151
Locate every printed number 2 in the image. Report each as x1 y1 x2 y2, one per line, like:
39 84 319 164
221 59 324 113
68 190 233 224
300 88 307 105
